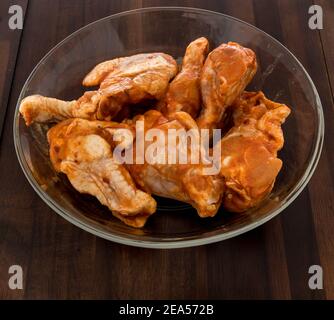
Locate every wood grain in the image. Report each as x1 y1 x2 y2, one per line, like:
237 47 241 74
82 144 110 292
309 0 334 299
0 0 333 299
0 0 28 139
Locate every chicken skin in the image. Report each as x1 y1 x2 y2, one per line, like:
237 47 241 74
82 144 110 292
124 110 224 217
160 37 209 118
19 39 292 228
47 118 156 227
197 42 257 132
217 91 290 212
20 53 177 125
47 111 224 223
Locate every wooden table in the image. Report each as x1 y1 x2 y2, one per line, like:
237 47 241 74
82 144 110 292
0 0 333 300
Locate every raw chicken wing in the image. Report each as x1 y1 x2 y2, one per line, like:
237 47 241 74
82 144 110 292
197 42 257 132
47 118 156 227
126 110 224 217
161 37 209 118
20 53 177 125
218 91 290 212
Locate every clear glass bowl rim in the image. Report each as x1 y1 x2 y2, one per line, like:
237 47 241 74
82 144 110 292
13 6 325 249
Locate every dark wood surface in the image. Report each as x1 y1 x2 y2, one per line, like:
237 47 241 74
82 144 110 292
0 0 333 299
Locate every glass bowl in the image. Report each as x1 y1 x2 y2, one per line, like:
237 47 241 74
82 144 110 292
13 7 324 248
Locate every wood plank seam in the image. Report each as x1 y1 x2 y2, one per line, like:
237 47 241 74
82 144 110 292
315 11 334 106
0 0 30 142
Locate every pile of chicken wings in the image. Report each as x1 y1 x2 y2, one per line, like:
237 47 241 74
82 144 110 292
19 37 290 228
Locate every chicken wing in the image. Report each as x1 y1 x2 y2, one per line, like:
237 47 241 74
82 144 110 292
20 53 177 125
126 110 224 217
47 118 156 228
19 40 291 228
160 37 209 118
197 42 257 132
217 91 290 212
